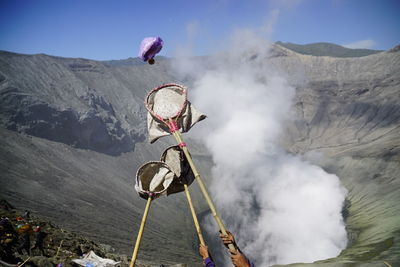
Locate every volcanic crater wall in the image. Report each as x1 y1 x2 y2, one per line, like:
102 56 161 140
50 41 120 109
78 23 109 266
0 46 399 266
0 52 176 155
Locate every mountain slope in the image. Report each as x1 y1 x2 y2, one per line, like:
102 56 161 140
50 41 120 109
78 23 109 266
0 51 209 266
269 45 400 265
276 41 383 58
0 51 178 155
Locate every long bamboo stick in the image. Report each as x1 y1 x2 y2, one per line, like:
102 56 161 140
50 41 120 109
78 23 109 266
18 256 31 267
55 240 63 258
183 184 205 245
172 131 236 252
130 196 152 267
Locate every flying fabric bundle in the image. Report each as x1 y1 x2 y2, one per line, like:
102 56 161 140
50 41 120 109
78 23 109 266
138 37 163 65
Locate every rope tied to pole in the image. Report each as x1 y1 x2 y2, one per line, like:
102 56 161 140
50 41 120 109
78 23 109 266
168 120 179 132
178 142 187 148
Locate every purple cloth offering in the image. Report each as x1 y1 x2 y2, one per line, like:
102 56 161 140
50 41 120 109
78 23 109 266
138 37 163 61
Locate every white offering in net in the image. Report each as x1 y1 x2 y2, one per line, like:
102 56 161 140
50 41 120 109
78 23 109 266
149 166 170 192
151 87 186 118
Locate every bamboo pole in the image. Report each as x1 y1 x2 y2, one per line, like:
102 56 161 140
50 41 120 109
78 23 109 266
183 184 205 245
55 240 63 258
18 257 31 267
130 196 152 267
172 130 236 252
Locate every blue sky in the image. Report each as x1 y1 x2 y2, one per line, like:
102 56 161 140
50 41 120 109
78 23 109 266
0 0 399 60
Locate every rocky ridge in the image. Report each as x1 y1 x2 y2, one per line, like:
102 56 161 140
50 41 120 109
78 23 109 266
0 52 177 155
0 200 187 267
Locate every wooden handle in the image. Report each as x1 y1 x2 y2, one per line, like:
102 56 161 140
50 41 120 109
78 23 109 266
55 240 63 258
172 131 236 252
184 184 205 245
18 256 31 267
130 196 152 267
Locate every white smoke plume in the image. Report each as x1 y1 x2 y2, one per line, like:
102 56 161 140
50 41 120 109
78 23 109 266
172 25 347 266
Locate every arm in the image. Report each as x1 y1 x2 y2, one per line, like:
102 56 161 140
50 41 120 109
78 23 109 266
199 244 215 267
220 231 255 267
204 257 216 267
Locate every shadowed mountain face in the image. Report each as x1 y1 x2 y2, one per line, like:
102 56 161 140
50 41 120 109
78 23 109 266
0 52 174 155
0 45 399 266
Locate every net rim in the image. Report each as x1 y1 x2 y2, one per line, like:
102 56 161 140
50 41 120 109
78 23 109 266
135 160 173 196
160 145 194 186
160 145 181 174
145 83 188 121
160 145 179 159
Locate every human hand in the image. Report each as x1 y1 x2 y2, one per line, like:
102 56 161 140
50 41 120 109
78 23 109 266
230 250 250 267
219 230 236 248
199 244 210 260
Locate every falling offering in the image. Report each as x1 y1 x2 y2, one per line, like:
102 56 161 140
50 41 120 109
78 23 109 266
138 37 163 65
